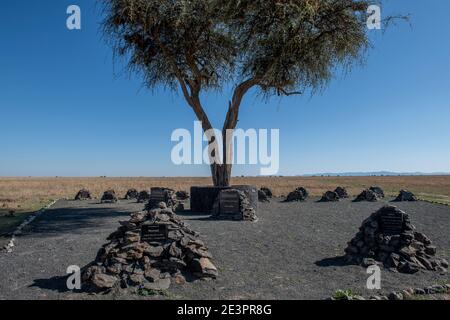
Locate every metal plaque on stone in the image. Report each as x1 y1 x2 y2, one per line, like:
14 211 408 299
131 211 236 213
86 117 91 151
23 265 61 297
380 210 404 235
149 188 167 205
219 191 240 215
141 224 169 243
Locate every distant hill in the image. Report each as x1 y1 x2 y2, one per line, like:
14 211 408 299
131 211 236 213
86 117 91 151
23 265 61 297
301 171 450 177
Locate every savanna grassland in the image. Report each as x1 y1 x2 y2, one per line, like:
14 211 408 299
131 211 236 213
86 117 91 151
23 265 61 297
0 175 449 235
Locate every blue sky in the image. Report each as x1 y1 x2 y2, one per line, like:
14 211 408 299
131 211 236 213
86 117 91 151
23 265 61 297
0 0 449 177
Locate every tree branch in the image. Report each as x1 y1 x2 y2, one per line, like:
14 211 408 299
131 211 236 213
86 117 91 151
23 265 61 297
223 77 258 131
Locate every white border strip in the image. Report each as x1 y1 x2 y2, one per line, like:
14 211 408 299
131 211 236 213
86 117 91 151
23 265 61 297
2 199 58 253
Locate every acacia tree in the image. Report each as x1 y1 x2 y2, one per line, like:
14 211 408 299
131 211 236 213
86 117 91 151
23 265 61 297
102 0 372 186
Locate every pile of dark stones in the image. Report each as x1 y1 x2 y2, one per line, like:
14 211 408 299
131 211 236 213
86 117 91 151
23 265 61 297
369 186 385 198
101 190 118 203
212 189 257 221
319 191 340 202
334 187 349 198
137 190 150 203
354 189 379 202
344 205 448 274
285 187 309 202
75 189 92 200
82 203 217 292
176 190 190 200
260 187 273 198
125 188 139 200
331 284 450 300
394 190 418 202
258 189 270 202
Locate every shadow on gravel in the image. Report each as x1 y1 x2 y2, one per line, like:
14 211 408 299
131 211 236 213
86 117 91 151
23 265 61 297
315 256 353 268
30 275 71 293
23 207 131 237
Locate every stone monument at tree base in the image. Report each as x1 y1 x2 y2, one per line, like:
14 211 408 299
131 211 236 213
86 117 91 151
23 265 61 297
190 185 258 214
344 205 448 274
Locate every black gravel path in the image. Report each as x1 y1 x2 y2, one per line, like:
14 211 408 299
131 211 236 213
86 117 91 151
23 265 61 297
0 198 448 300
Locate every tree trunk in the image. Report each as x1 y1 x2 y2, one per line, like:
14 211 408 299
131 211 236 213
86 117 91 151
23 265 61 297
211 163 232 187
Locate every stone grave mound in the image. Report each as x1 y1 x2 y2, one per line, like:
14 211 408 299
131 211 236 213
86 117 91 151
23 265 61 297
354 189 378 202
394 190 418 202
319 191 340 202
75 189 92 200
176 190 190 200
369 186 385 198
260 187 273 198
212 189 257 221
137 190 150 203
258 189 270 202
101 190 118 203
82 204 217 292
145 188 177 210
344 205 448 274
285 187 309 202
334 187 349 198
125 188 139 200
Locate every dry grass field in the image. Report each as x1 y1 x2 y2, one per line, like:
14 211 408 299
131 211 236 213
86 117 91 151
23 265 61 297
0 175 449 235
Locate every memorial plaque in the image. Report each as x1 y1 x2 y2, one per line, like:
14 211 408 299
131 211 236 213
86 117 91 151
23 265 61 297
150 188 167 203
146 188 169 209
141 224 169 243
380 209 404 235
219 191 240 215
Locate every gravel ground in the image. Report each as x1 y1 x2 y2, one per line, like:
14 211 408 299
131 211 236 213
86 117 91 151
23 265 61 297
0 197 448 300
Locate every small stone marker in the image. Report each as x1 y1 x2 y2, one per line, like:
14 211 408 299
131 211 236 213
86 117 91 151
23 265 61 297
211 189 257 221
101 190 118 203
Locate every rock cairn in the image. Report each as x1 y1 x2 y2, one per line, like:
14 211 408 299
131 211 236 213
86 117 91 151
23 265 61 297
394 190 418 202
212 189 257 221
137 190 150 203
344 205 448 274
82 203 217 292
101 190 118 203
125 188 139 200
334 187 349 199
146 188 176 210
285 187 308 202
176 190 190 200
75 189 92 200
260 187 273 198
354 189 378 202
369 186 385 198
319 191 340 202
258 189 270 202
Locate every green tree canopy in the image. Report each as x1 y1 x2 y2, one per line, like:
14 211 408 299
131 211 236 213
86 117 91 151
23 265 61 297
102 0 373 186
